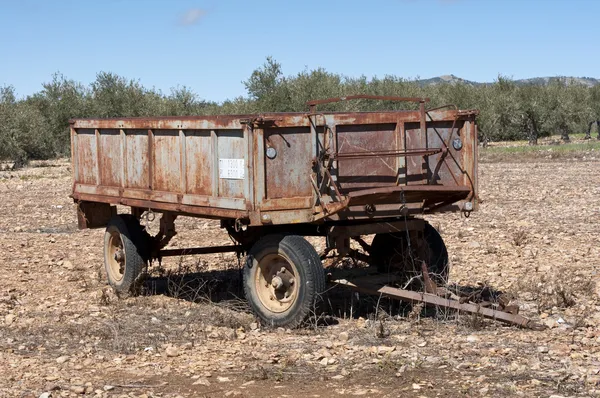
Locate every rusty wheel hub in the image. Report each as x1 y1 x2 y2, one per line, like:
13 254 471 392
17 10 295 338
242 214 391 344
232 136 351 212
107 231 125 281
255 254 298 313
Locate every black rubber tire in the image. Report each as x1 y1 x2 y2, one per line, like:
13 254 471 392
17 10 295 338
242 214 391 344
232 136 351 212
103 215 149 295
370 220 449 286
244 235 326 328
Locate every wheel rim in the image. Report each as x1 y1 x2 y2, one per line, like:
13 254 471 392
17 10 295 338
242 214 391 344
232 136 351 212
254 253 299 313
106 231 125 282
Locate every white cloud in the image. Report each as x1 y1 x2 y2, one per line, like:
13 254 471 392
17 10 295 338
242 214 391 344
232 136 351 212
179 8 207 26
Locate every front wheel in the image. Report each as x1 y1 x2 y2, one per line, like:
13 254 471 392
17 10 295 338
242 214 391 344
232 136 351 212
103 215 149 295
243 235 325 328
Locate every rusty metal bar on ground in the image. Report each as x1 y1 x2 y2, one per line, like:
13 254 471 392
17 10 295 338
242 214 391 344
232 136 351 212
330 277 543 330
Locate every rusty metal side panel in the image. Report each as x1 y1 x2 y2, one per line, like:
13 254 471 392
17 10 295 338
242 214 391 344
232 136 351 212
71 108 478 223
124 129 150 189
335 123 398 193
153 129 182 193
264 127 313 199
185 130 213 196
216 129 247 200
98 129 122 187
74 129 97 185
404 122 428 185
426 121 463 186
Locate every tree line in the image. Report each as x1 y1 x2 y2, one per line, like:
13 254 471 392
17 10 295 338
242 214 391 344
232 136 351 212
1 57 599 165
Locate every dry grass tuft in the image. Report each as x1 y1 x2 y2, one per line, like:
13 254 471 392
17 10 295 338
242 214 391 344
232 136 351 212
512 229 528 247
513 269 594 313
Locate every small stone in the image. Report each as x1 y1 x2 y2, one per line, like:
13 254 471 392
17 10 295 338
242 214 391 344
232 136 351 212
70 385 85 394
320 357 329 366
165 346 179 357
56 355 69 364
338 332 349 342
5 313 15 326
466 335 479 343
39 393 51 398
249 322 259 330
193 378 211 386
103 385 115 391
377 346 396 354
543 318 556 328
331 374 344 380
62 260 74 270
468 241 481 249
395 365 408 377
224 329 236 340
412 383 422 390
537 346 549 353
217 376 231 383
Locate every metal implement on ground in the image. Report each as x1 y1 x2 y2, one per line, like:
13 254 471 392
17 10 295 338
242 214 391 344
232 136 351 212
70 95 486 328
328 266 544 330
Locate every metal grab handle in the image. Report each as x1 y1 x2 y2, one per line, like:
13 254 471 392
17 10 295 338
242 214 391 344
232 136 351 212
307 95 430 112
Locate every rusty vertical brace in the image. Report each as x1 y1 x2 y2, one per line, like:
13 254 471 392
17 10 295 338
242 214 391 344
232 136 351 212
393 120 402 186
179 129 187 196
309 114 318 206
419 101 428 184
120 129 127 190
211 129 218 197
95 129 101 186
148 129 154 190
254 126 265 210
71 126 78 183
251 125 262 212
245 125 253 210
329 123 340 201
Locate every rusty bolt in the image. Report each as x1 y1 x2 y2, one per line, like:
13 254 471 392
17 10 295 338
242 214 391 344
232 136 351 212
271 276 284 290
114 250 124 263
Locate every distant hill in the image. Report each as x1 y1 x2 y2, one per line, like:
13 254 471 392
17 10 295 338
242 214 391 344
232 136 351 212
416 74 600 87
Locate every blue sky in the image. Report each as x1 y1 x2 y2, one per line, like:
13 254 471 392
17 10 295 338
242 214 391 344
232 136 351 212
0 0 598 102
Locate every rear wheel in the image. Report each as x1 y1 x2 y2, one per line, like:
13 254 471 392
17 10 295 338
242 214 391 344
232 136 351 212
244 235 325 328
370 220 449 287
104 215 150 295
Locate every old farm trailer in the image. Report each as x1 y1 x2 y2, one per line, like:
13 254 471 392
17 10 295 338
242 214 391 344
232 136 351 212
71 95 488 328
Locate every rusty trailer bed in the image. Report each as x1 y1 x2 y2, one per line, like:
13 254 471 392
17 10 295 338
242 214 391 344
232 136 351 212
70 97 478 228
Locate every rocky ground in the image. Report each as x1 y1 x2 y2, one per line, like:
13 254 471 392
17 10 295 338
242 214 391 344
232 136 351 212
0 154 599 398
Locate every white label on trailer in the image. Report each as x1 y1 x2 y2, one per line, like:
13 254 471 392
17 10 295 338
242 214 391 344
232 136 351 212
218 158 245 180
